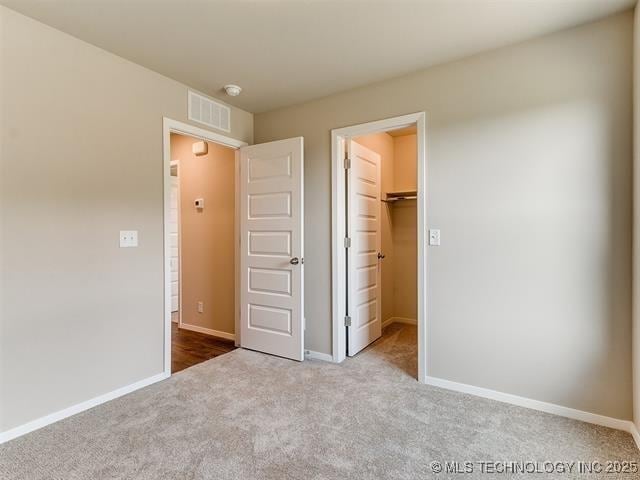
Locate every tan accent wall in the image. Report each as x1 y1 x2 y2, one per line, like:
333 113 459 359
391 134 417 321
256 12 633 419
392 134 417 193
170 134 236 335
0 6 252 432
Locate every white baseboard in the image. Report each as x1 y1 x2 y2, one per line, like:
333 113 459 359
179 323 235 341
630 422 640 450
425 375 639 448
0 371 169 445
305 349 334 362
382 317 417 329
394 317 417 325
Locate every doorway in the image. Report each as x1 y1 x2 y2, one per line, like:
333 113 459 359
331 112 427 382
168 132 238 373
163 118 306 377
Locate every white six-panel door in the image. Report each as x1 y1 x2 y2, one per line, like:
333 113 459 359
347 140 382 356
240 137 304 361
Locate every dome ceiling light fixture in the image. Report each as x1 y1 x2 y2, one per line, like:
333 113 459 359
224 84 242 97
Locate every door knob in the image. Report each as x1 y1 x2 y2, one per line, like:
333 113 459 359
290 257 300 265
377 252 385 260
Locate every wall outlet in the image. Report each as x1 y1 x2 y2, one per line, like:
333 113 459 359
119 230 138 248
197 301 204 313
429 229 441 246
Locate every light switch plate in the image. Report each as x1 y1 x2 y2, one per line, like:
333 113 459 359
120 230 138 248
429 229 440 246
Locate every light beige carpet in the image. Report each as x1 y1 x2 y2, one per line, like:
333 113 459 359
1 324 638 479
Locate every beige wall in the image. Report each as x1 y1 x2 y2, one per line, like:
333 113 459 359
352 133 395 324
170 134 236 335
0 7 252 432
633 5 640 434
256 12 633 419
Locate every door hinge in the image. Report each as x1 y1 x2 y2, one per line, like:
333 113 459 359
344 237 351 248
344 157 351 170
344 316 352 327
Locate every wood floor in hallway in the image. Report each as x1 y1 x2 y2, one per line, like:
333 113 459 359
171 322 236 373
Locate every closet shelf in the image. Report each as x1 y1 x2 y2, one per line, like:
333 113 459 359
382 190 417 203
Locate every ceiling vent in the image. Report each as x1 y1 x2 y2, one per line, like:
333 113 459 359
188 90 230 132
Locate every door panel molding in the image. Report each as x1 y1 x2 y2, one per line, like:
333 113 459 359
240 137 305 361
347 140 382 355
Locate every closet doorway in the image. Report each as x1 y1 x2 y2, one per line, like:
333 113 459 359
331 113 427 382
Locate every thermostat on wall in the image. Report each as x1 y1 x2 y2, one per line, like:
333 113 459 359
195 198 204 210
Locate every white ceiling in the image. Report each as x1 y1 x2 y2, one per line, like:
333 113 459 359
2 0 635 113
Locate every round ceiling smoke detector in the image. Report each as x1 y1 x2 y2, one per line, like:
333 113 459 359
224 84 242 97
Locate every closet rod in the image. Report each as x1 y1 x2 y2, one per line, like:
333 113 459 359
381 196 417 203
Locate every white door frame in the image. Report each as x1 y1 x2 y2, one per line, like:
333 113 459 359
162 117 248 377
330 112 428 382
